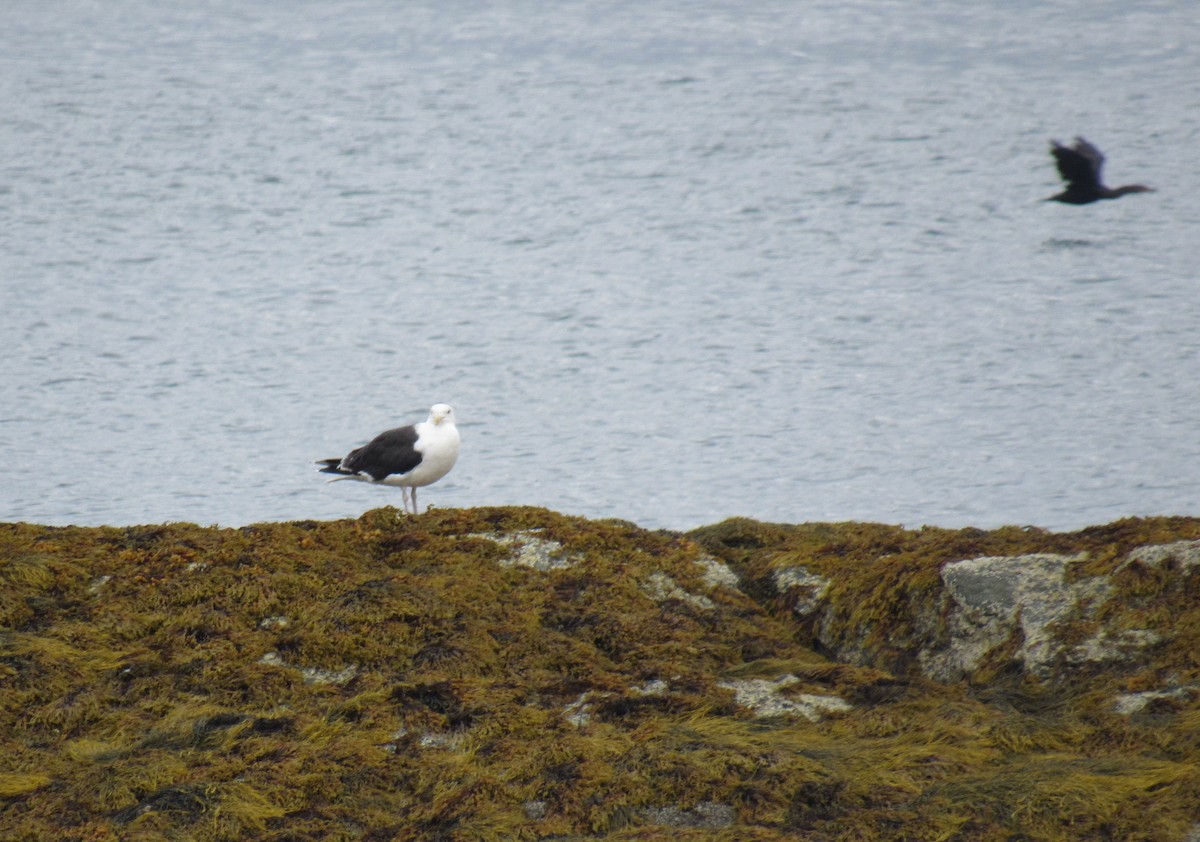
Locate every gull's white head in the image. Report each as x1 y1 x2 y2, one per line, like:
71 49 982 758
428 404 456 427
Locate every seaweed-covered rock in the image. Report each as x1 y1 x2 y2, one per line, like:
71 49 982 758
2 508 1199 841
696 517 1200 687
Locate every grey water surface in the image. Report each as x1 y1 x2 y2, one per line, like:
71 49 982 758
3 0 1199 531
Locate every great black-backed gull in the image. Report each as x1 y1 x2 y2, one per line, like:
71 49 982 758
317 404 460 514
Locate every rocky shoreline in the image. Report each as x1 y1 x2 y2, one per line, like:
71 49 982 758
2 508 1198 840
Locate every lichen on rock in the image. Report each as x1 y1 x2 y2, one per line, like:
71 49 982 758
471 528 583 571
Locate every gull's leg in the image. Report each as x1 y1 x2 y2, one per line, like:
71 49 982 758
412 487 419 514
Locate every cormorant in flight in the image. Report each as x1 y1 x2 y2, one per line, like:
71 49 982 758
1047 137 1153 204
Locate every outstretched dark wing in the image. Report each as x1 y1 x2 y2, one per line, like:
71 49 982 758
325 425 423 481
1051 138 1102 190
1070 137 1105 182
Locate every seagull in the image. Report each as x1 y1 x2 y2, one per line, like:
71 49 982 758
1047 137 1154 204
317 404 460 514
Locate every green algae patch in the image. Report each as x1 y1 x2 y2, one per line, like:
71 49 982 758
2 510 1199 840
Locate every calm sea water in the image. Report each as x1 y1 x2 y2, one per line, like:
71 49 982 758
3 1 1199 531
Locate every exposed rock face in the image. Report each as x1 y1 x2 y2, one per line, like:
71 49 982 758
640 801 734 829
1113 685 1200 715
717 675 851 721
772 566 831 616
920 552 1107 681
1119 539 1200 573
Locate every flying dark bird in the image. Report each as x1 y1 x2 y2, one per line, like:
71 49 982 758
1047 137 1153 204
318 404 460 514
